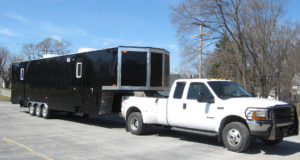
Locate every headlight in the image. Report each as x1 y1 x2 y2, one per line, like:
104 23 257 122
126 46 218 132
246 108 269 121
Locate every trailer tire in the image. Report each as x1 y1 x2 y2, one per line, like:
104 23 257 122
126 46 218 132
222 122 250 152
262 138 283 145
41 105 51 119
35 105 42 117
29 104 35 116
127 112 147 135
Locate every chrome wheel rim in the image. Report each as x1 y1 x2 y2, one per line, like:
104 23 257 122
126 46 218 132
227 129 241 146
130 117 139 131
29 106 34 114
36 107 40 115
42 107 47 117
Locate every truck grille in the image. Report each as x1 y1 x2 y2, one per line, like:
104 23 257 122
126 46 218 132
274 106 292 123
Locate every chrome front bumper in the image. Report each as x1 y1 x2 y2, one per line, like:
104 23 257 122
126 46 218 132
247 120 297 140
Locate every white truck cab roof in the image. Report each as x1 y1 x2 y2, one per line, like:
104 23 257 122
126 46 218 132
174 78 231 83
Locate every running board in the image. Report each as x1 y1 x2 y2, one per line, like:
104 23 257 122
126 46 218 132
171 127 218 137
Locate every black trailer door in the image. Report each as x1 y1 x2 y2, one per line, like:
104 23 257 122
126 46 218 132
11 63 26 105
73 58 85 106
19 63 26 105
74 58 100 114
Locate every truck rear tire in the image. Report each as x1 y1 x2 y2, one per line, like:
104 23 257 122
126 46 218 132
127 112 147 135
29 104 35 116
222 122 250 152
262 138 283 145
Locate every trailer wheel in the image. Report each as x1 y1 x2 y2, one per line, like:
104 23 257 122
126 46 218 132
29 104 35 116
35 105 42 117
262 138 283 145
41 105 51 119
222 122 250 152
127 112 147 135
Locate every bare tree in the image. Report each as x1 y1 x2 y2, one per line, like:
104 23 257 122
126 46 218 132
22 43 38 60
0 47 9 74
0 47 12 88
170 0 298 97
22 37 71 60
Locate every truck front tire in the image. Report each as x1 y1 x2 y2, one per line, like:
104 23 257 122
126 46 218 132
127 112 147 135
222 122 250 152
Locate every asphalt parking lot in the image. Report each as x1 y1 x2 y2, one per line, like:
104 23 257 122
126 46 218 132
1 101 300 160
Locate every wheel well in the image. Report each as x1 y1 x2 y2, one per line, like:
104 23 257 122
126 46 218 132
218 115 248 142
126 107 141 120
41 103 48 109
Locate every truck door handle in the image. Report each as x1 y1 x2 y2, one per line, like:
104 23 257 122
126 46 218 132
183 103 186 109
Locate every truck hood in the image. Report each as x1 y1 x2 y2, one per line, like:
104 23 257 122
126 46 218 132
222 97 288 108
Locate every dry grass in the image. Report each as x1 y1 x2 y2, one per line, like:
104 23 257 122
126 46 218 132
0 94 10 101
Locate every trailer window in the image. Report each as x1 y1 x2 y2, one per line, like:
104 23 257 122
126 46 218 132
150 53 162 87
20 68 24 80
173 82 186 99
76 62 82 78
121 51 147 86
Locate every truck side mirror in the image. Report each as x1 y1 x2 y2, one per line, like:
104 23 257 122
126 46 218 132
207 96 215 103
197 93 205 103
197 93 214 104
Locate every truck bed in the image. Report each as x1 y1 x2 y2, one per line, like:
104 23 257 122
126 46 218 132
122 96 169 125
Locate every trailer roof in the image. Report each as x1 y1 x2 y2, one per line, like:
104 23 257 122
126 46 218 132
12 46 169 63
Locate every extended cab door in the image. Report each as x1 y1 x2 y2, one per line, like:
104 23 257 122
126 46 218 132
167 82 186 126
181 82 216 131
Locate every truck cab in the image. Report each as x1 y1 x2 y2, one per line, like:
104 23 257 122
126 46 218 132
121 79 298 152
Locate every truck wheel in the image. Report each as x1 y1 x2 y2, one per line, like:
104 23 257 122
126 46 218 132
29 104 35 116
41 105 51 119
222 122 250 152
127 112 147 135
35 105 42 117
262 138 283 145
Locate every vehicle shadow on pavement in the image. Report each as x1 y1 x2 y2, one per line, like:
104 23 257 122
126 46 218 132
21 111 126 129
246 139 300 155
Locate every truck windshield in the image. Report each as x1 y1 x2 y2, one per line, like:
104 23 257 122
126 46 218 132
208 81 251 99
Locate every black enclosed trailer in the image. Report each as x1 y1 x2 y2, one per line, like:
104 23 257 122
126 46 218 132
11 46 169 117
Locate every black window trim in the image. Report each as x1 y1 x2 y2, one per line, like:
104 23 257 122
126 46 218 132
173 82 186 99
186 82 213 100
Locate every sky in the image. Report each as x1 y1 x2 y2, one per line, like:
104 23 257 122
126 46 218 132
0 0 299 72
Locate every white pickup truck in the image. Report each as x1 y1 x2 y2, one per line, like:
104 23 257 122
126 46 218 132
121 79 298 152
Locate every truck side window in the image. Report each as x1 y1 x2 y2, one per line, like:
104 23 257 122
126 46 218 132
76 62 82 78
187 83 212 100
173 82 186 99
20 68 24 80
